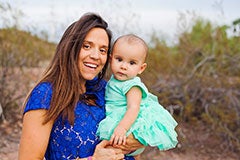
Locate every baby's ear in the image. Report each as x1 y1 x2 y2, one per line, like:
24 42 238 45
138 63 147 74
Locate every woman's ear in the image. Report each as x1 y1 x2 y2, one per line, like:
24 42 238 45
138 63 147 74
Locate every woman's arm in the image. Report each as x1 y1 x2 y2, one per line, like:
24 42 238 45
18 109 53 160
110 86 142 145
19 110 124 160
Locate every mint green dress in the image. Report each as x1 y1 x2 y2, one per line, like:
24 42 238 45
97 76 178 152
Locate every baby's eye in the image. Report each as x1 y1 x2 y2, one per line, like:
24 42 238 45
116 57 122 62
130 61 136 65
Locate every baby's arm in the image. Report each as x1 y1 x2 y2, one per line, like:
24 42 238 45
110 86 142 145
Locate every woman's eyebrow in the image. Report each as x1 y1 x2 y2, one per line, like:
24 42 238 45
83 40 109 48
101 45 109 49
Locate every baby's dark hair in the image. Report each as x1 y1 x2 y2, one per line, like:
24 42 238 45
113 34 148 60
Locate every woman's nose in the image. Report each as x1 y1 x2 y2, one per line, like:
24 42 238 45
89 49 100 59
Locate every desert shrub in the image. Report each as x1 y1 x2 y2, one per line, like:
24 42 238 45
0 28 55 121
142 18 240 152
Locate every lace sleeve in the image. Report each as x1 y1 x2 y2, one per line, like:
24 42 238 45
24 82 52 114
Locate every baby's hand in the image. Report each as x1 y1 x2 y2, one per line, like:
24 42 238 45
110 126 127 145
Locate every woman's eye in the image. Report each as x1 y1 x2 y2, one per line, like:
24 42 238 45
100 48 107 54
83 44 90 49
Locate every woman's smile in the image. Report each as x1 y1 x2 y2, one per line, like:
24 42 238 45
84 62 98 69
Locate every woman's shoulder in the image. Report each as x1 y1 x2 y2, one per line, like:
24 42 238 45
24 82 53 113
35 81 52 91
32 82 53 97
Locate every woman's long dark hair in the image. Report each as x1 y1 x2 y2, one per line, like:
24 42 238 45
24 13 112 125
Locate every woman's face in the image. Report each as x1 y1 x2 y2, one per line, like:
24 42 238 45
78 27 109 81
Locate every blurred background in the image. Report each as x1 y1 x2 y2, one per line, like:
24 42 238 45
0 0 239 159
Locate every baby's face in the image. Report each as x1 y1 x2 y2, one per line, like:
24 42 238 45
110 40 147 81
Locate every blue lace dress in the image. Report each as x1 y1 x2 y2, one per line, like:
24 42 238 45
24 78 134 160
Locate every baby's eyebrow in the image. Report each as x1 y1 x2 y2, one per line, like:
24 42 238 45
130 59 138 63
113 54 121 58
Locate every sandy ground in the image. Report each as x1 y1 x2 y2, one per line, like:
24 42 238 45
0 120 239 160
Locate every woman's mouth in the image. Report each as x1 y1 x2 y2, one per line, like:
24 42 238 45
84 62 98 69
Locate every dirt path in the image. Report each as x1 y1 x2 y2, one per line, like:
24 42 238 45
0 121 239 160
0 120 20 160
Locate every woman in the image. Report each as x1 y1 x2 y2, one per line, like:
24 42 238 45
18 12 143 160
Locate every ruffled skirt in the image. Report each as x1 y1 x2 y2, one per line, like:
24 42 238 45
97 94 178 150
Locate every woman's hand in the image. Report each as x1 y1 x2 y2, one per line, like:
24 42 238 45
92 140 124 160
113 134 145 154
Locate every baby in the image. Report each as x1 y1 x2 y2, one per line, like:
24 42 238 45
97 34 178 158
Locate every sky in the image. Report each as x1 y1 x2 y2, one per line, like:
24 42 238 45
1 0 240 45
